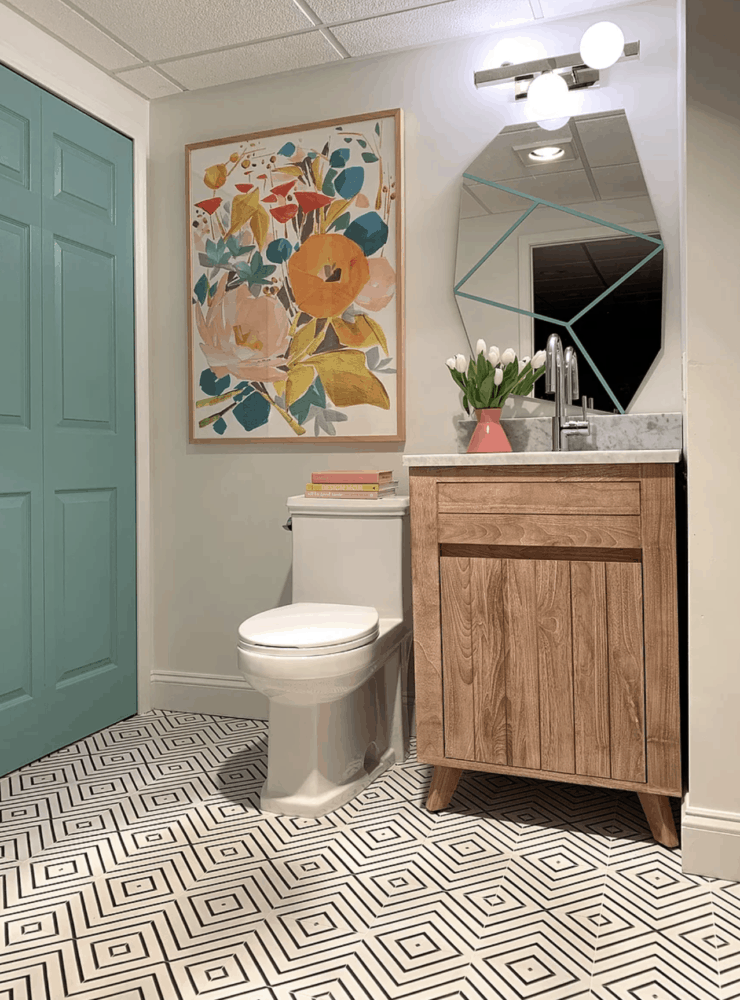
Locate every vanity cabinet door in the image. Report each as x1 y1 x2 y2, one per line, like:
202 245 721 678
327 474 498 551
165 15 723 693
439 552 647 784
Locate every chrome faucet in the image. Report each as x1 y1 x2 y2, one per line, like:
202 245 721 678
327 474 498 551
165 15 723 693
544 333 591 451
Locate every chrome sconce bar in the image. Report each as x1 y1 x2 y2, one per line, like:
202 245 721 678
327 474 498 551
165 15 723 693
474 40 640 98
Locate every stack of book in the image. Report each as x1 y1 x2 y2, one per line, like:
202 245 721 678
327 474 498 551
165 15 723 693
305 470 397 500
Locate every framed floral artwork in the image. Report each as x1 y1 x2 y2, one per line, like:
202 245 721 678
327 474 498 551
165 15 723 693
186 109 404 443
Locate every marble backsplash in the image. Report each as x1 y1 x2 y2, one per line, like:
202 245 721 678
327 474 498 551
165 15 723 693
455 411 683 453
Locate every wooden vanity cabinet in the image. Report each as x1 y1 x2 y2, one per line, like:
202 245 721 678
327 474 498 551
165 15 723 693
409 463 681 847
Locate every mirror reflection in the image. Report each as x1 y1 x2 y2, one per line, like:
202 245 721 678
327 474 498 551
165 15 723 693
454 110 664 413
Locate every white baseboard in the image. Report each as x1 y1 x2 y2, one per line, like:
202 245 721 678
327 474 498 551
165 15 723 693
150 670 269 720
682 794 740 881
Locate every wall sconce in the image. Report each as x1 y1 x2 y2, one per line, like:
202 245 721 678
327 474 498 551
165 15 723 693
474 23 640 103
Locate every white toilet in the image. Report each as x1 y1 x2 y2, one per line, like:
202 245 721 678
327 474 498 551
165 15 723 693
236 494 412 817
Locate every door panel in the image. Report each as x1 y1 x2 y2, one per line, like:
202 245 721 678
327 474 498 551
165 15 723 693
0 65 135 775
504 559 541 770
536 560 575 774
0 493 33 707
606 562 647 782
571 562 611 778
54 237 116 429
41 89 136 753
0 66 45 773
440 547 647 785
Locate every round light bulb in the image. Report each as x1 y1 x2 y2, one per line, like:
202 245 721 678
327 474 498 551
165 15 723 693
526 72 569 119
579 21 625 70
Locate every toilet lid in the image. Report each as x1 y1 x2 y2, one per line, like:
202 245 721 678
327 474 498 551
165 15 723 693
237 603 380 656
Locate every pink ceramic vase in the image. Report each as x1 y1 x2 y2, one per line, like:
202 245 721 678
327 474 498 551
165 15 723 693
467 408 512 454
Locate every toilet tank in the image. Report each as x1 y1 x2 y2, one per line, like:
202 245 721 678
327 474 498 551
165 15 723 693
286 495 410 622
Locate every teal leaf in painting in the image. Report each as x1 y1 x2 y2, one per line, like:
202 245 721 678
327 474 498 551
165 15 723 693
322 168 337 197
194 274 208 305
330 148 350 168
266 238 293 263
289 376 326 426
232 389 270 431
357 139 367 149
344 212 388 256
375 122 380 136
213 417 227 435
361 151 379 163
200 368 230 396
278 141 296 156
204 237 232 268
335 166 364 199
233 252 276 287
226 235 254 257
328 212 350 232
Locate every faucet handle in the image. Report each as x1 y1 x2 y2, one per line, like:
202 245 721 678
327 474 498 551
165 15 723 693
581 395 589 421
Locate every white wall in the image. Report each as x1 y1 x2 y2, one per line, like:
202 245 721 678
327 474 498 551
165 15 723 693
0 5 154 713
147 0 681 714
680 0 740 880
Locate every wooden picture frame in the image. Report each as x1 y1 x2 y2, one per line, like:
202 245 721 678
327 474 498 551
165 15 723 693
186 109 404 443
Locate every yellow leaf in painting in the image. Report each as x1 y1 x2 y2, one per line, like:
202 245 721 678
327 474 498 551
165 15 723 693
274 165 304 178
227 190 259 236
332 315 388 355
204 163 227 190
311 155 323 190
250 205 270 250
285 364 315 407
289 319 319 359
308 350 390 409
273 380 287 396
324 197 352 230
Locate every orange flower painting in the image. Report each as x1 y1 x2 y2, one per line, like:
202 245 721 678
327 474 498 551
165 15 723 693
186 111 403 442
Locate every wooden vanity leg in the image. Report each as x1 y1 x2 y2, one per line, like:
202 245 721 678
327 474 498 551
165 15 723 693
426 766 464 811
637 793 679 847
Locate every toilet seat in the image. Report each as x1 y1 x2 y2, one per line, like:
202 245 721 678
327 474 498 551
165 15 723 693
237 602 379 657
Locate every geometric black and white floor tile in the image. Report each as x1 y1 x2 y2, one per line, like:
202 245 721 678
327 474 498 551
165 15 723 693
1 710 738 999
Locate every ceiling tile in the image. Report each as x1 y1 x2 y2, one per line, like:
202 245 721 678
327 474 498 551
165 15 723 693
331 0 533 57
116 66 183 99
538 0 647 15
309 0 449 21
163 31 341 91
69 0 314 61
4 0 141 70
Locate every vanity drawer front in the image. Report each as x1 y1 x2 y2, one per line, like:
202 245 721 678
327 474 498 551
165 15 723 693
438 513 642 549
437 481 641 516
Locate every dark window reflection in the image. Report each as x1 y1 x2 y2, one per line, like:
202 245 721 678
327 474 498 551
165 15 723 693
532 235 663 412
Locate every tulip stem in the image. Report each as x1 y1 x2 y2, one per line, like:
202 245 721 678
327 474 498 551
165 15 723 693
255 389 306 435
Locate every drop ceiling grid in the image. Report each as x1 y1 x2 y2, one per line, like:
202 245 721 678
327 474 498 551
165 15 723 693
1 0 654 99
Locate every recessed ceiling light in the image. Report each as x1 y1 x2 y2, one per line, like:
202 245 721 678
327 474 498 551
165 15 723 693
529 146 565 162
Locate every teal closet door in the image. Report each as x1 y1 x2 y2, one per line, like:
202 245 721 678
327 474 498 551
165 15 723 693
0 65 136 774
0 65 46 772
40 90 136 754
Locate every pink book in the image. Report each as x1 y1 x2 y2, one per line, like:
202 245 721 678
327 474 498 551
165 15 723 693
311 470 393 485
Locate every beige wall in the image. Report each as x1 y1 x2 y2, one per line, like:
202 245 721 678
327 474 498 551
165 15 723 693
681 0 740 879
147 0 681 713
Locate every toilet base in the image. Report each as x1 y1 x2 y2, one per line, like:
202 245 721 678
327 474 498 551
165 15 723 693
255 626 410 818
260 747 396 817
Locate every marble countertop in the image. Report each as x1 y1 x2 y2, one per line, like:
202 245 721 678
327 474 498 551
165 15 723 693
403 449 681 467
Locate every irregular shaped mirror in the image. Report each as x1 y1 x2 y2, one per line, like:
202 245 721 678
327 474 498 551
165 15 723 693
454 110 664 413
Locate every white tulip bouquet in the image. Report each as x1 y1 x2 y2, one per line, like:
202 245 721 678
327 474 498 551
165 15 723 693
446 340 548 413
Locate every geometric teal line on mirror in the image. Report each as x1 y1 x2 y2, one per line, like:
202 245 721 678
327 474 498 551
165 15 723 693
456 173 666 413
456 289 625 412
463 173 665 246
454 203 538 293
568 244 665 324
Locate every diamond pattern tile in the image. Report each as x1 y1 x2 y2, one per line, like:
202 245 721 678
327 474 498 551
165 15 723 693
0 710 736 999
